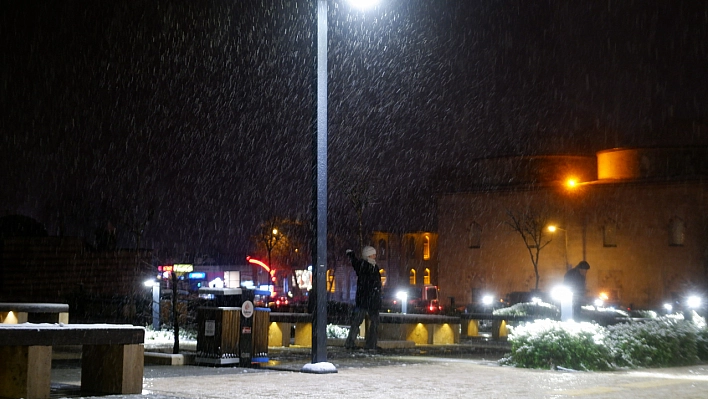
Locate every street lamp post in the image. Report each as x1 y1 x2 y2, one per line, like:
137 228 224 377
552 285 574 321
311 0 380 369
144 279 160 331
547 225 569 270
311 0 329 366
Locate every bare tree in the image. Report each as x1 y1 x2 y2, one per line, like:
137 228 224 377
271 218 310 271
505 209 552 290
253 218 287 280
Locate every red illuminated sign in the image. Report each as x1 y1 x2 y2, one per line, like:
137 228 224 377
246 256 276 277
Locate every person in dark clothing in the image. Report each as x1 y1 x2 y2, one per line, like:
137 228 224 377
564 260 590 318
344 246 382 350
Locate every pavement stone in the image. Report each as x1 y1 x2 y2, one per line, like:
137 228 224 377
50 342 708 399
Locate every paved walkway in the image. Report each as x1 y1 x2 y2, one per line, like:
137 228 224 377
51 345 708 399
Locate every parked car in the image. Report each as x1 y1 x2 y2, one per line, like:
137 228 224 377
268 296 290 312
381 284 442 314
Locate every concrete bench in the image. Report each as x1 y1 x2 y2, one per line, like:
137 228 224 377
268 312 460 347
460 313 540 339
378 313 460 345
0 323 145 399
0 303 70 324
269 312 314 347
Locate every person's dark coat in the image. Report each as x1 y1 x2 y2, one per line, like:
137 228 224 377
348 252 382 311
564 267 586 297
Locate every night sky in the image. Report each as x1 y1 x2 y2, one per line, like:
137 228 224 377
2 0 707 261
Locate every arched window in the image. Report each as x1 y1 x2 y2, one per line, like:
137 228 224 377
379 268 387 287
326 269 336 293
669 217 685 246
409 269 417 285
468 222 482 248
424 268 431 285
423 235 431 260
378 238 387 260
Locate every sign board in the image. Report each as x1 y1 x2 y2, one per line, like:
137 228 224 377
204 320 215 337
188 272 206 279
173 264 194 273
241 300 254 318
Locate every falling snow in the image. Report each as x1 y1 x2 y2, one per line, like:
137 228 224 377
2 1 707 260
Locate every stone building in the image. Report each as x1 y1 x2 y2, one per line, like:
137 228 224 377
329 231 439 302
437 147 708 310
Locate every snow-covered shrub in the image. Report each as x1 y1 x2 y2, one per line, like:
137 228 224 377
501 319 612 371
501 314 708 370
144 325 197 342
493 301 559 319
607 317 700 368
327 324 350 339
630 309 658 319
696 325 708 361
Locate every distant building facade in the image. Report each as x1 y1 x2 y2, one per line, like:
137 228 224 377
328 231 439 302
437 147 708 309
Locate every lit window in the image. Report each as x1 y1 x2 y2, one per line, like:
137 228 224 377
326 269 335 293
424 268 431 285
380 268 387 287
423 235 430 260
468 222 482 248
669 217 685 246
224 271 240 288
409 269 416 285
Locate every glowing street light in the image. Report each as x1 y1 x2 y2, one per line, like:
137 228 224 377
396 290 409 314
551 285 574 321
348 0 380 9
687 295 702 309
144 279 160 330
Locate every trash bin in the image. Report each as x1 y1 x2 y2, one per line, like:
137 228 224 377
195 287 270 367
237 289 271 367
